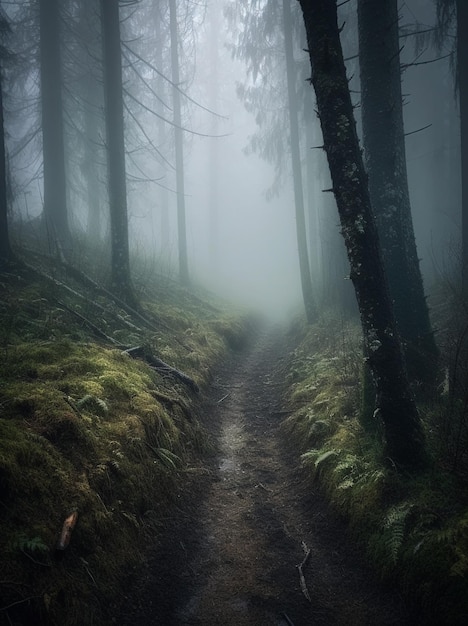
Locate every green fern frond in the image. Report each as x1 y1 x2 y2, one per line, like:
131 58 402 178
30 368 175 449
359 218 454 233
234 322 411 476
383 503 414 563
76 394 108 416
334 454 359 476
315 449 339 469
450 549 468 578
433 526 459 545
338 477 355 490
12 534 49 555
300 449 320 467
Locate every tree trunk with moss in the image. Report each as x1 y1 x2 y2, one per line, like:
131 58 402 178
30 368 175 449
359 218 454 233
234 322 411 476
358 0 438 393
297 0 426 468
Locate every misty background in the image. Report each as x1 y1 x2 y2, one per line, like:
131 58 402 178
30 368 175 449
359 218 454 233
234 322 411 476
2 0 461 318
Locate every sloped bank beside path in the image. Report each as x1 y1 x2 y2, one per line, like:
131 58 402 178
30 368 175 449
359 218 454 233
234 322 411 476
118 324 411 626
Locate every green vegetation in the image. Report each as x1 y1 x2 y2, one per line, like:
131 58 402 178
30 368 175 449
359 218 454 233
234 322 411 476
0 259 249 625
283 313 468 625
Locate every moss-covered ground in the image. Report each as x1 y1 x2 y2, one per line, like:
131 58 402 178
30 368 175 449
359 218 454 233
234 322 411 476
283 313 468 625
4 250 468 625
0 257 250 625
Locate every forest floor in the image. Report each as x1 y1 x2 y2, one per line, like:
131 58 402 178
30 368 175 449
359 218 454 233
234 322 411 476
117 324 414 626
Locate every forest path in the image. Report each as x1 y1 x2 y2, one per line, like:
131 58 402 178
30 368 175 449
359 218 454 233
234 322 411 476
119 324 411 625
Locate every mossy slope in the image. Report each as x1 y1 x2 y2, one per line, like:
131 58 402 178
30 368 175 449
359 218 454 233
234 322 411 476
0 262 249 625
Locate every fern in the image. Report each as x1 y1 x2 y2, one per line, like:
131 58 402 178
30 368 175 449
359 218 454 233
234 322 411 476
301 448 340 474
451 547 468 578
76 394 108 416
432 526 460 545
431 523 468 577
300 449 319 464
338 477 355 490
384 503 414 563
12 534 49 555
334 454 359 477
315 449 339 469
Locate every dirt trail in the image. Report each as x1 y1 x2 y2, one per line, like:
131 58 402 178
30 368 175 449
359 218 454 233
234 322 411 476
119 325 412 626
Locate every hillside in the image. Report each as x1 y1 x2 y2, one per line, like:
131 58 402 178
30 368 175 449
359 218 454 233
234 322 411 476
0 255 250 625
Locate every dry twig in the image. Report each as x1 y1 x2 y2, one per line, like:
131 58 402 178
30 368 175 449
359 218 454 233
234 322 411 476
296 541 312 602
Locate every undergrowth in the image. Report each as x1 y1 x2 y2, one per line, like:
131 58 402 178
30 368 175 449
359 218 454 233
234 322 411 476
0 259 250 625
283 312 468 625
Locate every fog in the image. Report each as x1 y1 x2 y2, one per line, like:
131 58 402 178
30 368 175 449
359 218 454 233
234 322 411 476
3 0 462 320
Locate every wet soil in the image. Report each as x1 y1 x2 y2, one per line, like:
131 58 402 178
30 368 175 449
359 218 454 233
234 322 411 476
118 325 412 625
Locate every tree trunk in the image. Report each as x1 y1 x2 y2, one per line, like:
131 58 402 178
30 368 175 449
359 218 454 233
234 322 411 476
304 93 319 286
80 0 103 243
209 2 220 272
358 0 439 393
0 66 11 263
457 0 468 299
100 0 136 307
39 0 69 254
154 2 170 256
169 0 189 286
298 0 426 469
282 0 315 323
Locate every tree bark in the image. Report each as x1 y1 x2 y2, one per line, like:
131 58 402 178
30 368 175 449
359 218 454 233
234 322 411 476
153 1 170 255
298 0 426 468
100 0 137 307
39 0 69 253
80 0 103 243
209 1 220 273
358 0 438 393
457 0 468 299
0 63 11 263
282 0 315 323
169 0 189 286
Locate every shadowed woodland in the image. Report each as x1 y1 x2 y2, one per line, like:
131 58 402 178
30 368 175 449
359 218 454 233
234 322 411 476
1 0 468 624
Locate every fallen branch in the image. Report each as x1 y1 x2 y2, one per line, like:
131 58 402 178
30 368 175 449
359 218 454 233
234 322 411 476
24 251 171 335
80 557 98 587
23 261 143 334
58 260 177 334
56 300 120 346
296 541 311 602
123 346 199 393
281 612 296 626
0 595 42 613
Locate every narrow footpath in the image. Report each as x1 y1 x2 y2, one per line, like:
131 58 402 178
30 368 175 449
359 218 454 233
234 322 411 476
119 325 412 625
